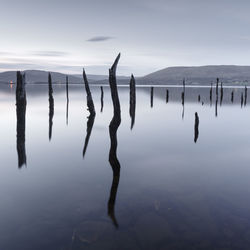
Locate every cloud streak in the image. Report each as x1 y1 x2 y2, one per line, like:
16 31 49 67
31 51 69 57
86 36 114 42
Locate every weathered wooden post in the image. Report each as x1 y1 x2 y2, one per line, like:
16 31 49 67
216 78 219 96
100 86 104 112
108 53 121 228
83 69 95 115
166 89 169 103
244 86 247 106
82 69 96 158
66 76 69 125
198 95 201 102
129 74 136 130
194 112 199 143
220 81 223 106
209 82 212 105
48 73 54 141
150 86 154 108
16 71 27 168
231 90 234 103
181 90 185 119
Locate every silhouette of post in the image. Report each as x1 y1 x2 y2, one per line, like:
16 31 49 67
194 112 199 143
16 71 27 168
231 90 234 103
129 74 136 129
241 93 244 108
216 78 219 96
100 86 104 112
210 83 212 105
83 69 95 116
66 76 69 125
150 86 154 108
48 73 54 140
108 53 121 228
244 86 247 106
166 89 169 103
198 95 201 102
181 91 185 119
220 82 223 106
215 95 218 117
82 69 96 158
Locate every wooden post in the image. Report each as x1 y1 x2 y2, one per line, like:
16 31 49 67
100 86 104 112
129 74 136 130
66 76 69 125
82 71 96 157
216 78 219 96
244 86 247 106
220 81 223 106
231 90 234 103
48 73 54 140
209 82 212 105
108 53 121 228
166 89 169 103
198 95 201 102
241 93 244 108
16 71 27 168
83 69 96 116
150 86 154 108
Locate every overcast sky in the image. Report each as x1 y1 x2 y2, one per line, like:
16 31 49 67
1 0 250 76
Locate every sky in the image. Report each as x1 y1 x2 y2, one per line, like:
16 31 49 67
1 0 250 76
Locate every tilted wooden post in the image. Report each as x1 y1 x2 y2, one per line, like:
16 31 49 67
83 69 96 116
108 53 121 228
82 70 96 158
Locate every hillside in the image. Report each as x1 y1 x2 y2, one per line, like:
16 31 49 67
142 65 250 85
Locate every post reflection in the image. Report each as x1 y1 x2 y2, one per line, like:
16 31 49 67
194 112 199 143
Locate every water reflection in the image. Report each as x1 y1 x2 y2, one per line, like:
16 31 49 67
194 112 199 143
107 54 121 228
129 75 136 130
48 73 54 140
16 71 27 168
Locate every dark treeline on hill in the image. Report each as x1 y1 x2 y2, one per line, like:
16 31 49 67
2 65 250 85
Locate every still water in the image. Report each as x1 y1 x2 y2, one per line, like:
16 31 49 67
0 84 250 250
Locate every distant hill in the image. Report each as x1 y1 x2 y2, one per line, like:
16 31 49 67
1 66 250 85
141 65 250 85
0 70 130 84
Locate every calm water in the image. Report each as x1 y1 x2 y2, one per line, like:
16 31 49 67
1 84 250 250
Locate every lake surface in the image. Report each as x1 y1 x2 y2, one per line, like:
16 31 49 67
1 83 250 250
